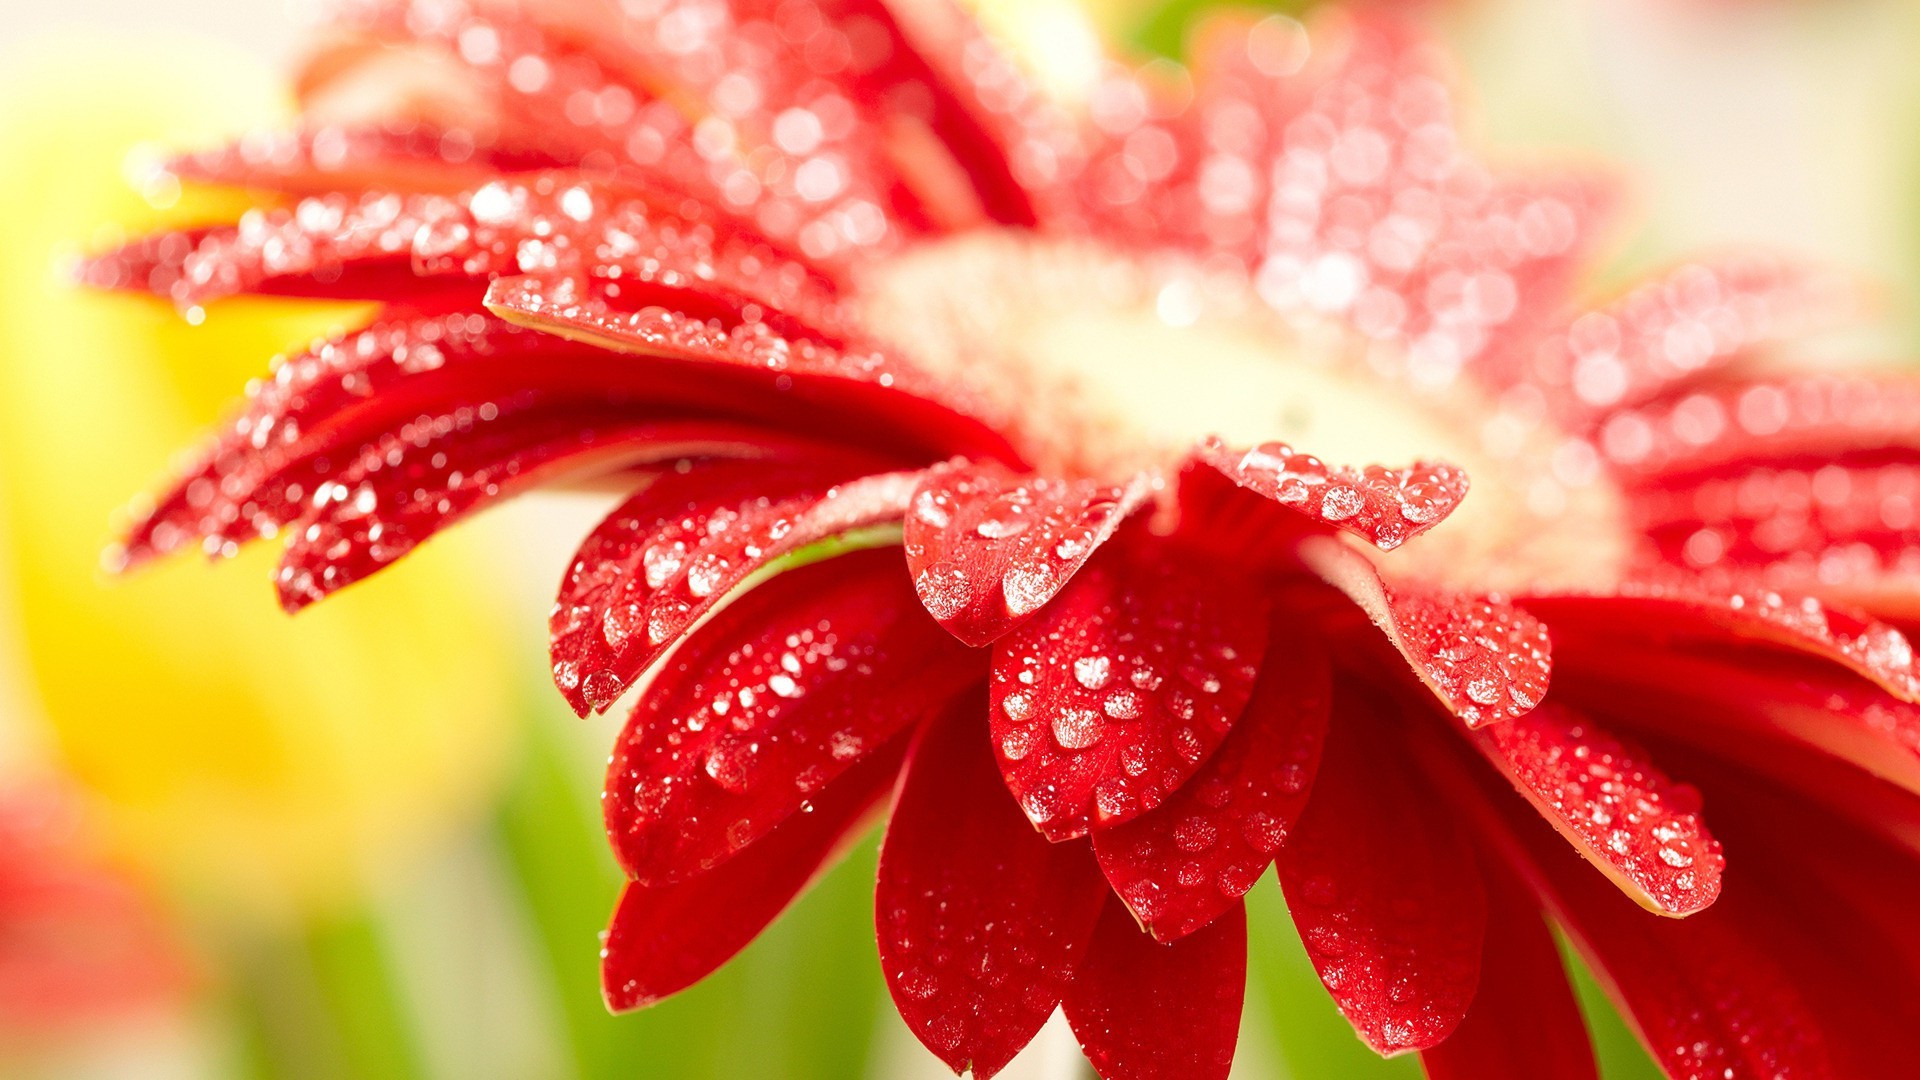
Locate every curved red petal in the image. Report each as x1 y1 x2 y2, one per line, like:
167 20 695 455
1521 583 1920 702
1091 623 1329 942
1471 703 1723 916
1197 438 1468 552
1275 680 1486 1056
1062 896 1245 1080
604 549 980 885
988 541 1271 840
1419 855 1596 1080
551 461 917 714
1553 642 1920 801
1303 537 1550 726
902 460 1150 647
276 410 772 610
875 695 1108 1079
601 739 903 1012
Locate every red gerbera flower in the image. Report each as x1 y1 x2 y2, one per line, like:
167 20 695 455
84 2 1920 1076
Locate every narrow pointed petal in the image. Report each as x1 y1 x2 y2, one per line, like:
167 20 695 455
1503 801 1837 1080
277 410 773 610
118 310 557 566
1275 681 1486 1055
1092 624 1330 941
602 741 903 1012
81 191 450 307
1471 703 1723 916
551 462 918 715
989 541 1271 840
903 460 1150 647
483 273 1012 459
876 696 1108 1079
1419 856 1597 1080
1197 438 1468 552
1521 584 1920 701
1062 897 1246 1080
1302 537 1550 726
604 549 980 885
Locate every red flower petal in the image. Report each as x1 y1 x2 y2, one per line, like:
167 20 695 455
1522 583 1920 702
875 696 1108 1079
1550 642 1920 806
1062 896 1245 1080
163 125 559 196
1302 537 1550 726
1091 623 1330 941
326 0 929 263
1419 856 1596 1080
483 273 1011 458
1685 763 1920 1076
276 409 768 610
1471 703 1723 916
902 460 1150 647
1275 680 1486 1055
117 310 558 566
1197 438 1468 552
1516 254 1848 423
989 540 1270 840
551 461 917 715
602 740 903 1012
809 0 1074 229
603 549 980 885
1597 373 1920 480
1632 459 1920 612
79 191 448 307
1503 801 1837 1080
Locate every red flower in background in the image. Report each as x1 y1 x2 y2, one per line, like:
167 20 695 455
84 1 1920 1076
0 791 187 1040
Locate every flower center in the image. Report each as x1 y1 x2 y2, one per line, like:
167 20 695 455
857 232 1628 589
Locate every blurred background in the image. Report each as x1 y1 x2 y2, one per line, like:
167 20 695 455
0 0 1917 1077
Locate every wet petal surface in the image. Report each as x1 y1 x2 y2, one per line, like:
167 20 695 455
903 459 1149 646
1472 703 1723 916
1419 857 1596 1080
601 741 903 1012
1062 896 1245 1080
1275 682 1486 1055
876 698 1107 1079
989 540 1270 840
603 549 979 885
1304 537 1550 726
550 459 913 714
1092 623 1329 941
1198 438 1468 552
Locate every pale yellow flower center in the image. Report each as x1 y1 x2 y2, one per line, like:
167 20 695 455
858 232 1629 590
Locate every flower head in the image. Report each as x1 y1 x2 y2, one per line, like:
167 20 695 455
85 1 1920 1076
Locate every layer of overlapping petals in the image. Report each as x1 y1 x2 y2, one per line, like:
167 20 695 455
86 1 1920 1077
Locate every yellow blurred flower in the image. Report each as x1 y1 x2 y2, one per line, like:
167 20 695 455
0 35 518 921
